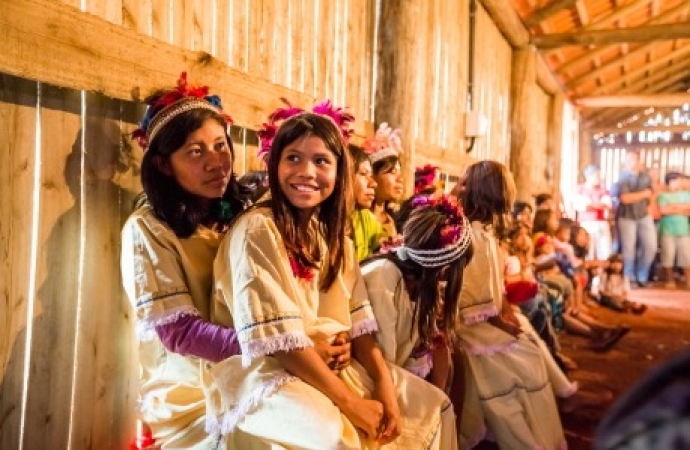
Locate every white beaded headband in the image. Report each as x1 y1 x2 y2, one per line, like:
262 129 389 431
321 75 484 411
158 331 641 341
147 99 220 146
395 215 472 268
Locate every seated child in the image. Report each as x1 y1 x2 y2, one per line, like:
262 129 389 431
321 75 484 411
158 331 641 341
597 253 647 314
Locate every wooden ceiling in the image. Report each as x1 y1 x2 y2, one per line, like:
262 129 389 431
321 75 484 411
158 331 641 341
508 0 690 131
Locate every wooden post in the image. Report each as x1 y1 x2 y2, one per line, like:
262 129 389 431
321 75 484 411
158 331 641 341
579 127 592 182
510 46 537 202
548 94 565 200
375 0 423 196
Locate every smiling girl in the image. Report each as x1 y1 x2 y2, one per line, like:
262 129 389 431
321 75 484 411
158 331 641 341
209 108 457 449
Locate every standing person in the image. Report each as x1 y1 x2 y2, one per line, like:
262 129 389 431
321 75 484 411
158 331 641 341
364 123 404 238
610 151 657 288
210 109 458 449
121 73 245 449
455 160 567 450
350 146 385 261
657 172 690 289
575 164 613 261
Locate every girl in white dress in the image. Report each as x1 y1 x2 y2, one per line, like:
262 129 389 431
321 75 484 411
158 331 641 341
210 107 457 449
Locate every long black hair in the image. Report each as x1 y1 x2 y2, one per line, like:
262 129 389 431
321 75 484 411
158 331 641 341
363 206 473 345
138 105 243 237
265 113 353 291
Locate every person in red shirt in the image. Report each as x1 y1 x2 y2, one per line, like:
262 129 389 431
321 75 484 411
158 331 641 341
574 164 613 261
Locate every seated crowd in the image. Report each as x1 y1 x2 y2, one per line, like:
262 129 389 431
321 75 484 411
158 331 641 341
122 74 687 450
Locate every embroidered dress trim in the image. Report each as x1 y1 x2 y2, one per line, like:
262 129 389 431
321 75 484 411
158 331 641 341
240 331 313 367
351 318 379 338
206 372 298 435
461 305 500 326
135 286 189 308
136 304 199 341
403 354 433 379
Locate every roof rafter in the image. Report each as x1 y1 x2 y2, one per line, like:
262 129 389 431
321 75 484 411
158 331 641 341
533 22 690 48
524 0 579 28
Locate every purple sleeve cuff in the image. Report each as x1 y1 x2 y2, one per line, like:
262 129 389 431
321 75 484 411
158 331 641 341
155 314 240 363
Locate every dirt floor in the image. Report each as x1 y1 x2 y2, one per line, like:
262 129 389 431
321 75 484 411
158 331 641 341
475 285 690 450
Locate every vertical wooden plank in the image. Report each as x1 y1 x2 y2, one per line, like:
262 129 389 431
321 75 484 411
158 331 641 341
247 0 264 77
195 0 216 55
301 0 317 97
216 0 231 64
85 0 123 24
0 74 39 450
272 0 290 87
229 0 250 71
262 0 276 83
172 0 193 49
22 84 82 450
152 0 172 43
316 0 335 101
122 0 153 35
289 0 304 91
69 93 140 450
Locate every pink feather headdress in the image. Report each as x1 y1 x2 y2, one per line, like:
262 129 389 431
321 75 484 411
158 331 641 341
414 164 440 194
132 72 233 151
362 122 403 164
256 98 354 162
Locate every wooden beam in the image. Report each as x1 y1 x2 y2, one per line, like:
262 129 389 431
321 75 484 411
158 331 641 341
477 0 530 47
0 0 371 137
536 54 562 94
534 23 690 48
590 44 690 95
591 124 690 134
555 2 690 73
577 94 690 108
567 40 666 88
524 0 578 28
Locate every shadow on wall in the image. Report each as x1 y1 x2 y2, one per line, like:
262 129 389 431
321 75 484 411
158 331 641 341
1 99 141 449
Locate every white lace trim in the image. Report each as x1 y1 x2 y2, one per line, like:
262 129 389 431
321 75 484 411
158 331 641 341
351 318 379 338
241 331 313 367
464 340 519 357
136 305 199 341
206 373 298 435
462 306 499 326
403 354 433 379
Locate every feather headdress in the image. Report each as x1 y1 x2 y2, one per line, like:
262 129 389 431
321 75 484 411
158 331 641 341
362 122 403 164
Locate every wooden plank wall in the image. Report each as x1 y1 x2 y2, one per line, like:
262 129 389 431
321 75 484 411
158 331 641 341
0 1 377 449
472 3 512 164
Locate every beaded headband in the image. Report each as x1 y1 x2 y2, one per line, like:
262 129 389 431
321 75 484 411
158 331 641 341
394 195 472 268
132 72 233 151
257 98 354 162
362 122 402 164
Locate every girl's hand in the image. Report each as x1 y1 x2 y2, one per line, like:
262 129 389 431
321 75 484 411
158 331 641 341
340 397 385 439
373 379 401 444
313 333 351 374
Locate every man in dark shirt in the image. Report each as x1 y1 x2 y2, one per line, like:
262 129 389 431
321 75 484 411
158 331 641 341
610 150 657 287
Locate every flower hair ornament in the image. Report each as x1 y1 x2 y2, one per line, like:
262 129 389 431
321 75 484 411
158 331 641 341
394 195 472 268
256 98 355 162
362 122 403 164
414 164 440 194
132 72 233 151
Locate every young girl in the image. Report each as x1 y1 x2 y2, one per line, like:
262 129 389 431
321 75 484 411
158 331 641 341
455 160 568 450
361 195 473 391
598 254 648 314
121 73 245 449
209 110 457 449
364 123 404 238
350 146 385 261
